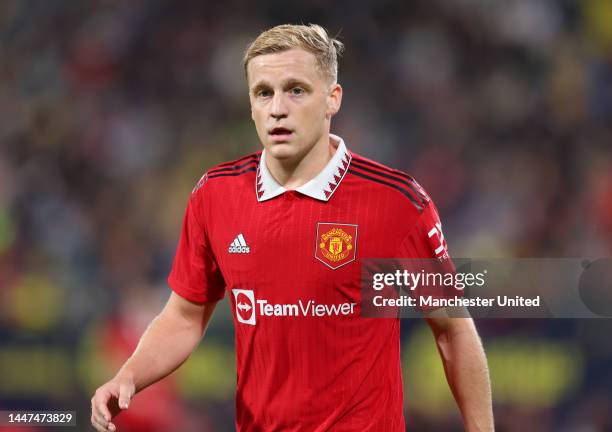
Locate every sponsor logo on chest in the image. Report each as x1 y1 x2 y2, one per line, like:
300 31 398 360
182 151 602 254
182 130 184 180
232 289 356 326
228 233 250 254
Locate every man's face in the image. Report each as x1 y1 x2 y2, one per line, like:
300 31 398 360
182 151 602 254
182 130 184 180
247 48 342 161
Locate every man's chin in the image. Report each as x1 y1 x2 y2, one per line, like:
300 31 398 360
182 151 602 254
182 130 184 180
266 143 298 160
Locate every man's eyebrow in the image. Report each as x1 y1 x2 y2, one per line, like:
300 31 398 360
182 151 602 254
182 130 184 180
284 78 312 89
251 81 271 93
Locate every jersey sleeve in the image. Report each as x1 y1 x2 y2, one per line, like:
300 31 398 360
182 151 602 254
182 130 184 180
398 200 460 309
168 188 225 303
400 200 453 264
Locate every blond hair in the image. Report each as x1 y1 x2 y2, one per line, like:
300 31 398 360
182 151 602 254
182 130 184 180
243 24 344 83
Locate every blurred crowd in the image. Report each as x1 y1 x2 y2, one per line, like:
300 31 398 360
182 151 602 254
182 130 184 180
1 0 611 431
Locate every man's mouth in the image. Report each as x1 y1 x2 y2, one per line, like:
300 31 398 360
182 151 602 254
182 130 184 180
268 127 294 142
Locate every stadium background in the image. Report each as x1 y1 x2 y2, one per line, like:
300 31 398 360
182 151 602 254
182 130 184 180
1 0 612 430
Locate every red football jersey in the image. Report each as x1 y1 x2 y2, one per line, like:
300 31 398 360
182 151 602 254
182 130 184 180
169 135 454 431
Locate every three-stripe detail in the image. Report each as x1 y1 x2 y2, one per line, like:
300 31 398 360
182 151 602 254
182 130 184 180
207 154 260 179
348 156 429 212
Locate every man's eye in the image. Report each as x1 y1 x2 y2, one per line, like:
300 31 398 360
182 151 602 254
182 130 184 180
257 90 272 97
290 87 304 95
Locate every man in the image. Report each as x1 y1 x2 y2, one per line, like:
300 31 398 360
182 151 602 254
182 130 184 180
91 24 494 431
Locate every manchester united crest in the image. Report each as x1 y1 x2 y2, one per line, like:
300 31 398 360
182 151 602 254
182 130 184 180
315 223 358 269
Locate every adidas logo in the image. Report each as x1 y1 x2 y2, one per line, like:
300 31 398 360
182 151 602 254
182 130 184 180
228 233 250 254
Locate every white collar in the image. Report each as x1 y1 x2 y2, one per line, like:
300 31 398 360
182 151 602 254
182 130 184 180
256 134 352 202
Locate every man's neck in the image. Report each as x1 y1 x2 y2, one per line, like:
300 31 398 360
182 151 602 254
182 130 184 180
265 134 335 190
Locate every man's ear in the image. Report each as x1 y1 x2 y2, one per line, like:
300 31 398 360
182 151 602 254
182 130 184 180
326 83 343 119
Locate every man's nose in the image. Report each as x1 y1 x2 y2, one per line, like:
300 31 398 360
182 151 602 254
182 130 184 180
270 93 288 119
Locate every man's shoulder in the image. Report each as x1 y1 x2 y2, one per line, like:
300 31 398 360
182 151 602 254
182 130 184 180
191 152 261 195
349 152 409 176
347 152 432 214
206 152 262 179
